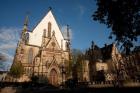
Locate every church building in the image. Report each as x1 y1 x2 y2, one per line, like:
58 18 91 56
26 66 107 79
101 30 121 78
12 8 71 85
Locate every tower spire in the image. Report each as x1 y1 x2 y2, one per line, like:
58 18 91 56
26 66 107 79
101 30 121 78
23 15 29 31
24 15 28 26
48 6 52 11
91 41 95 49
21 15 29 44
67 25 70 41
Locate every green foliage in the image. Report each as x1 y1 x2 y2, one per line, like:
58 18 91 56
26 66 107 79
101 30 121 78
71 49 86 80
10 62 24 78
76 54 84 72
71 49 83 65
65 49 87 81
76 54 86 81
93 0 140 54
65 59 73 77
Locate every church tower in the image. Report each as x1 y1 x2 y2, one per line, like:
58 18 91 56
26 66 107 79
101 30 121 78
12 8 71 86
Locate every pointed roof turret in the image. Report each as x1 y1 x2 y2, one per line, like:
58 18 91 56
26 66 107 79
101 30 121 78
24 15 28 26
23 15 29 31
67 25 70 41
21 15 29 44
48 6 52 11
91 41 95 49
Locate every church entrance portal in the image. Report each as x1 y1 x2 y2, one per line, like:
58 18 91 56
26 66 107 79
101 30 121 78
49 69 58 85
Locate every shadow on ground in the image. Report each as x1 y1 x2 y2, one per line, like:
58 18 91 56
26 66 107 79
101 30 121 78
0 82 140 93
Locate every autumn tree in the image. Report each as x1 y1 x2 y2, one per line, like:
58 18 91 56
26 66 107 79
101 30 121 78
93 0 140 54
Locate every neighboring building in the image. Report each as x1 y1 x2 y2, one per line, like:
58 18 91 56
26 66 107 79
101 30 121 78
86 41 140 83
121 46 140 81
11 8 71 85
85 42 122 82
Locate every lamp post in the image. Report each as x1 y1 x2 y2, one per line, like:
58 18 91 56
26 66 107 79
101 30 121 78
62 65 64 86
60 59 66 88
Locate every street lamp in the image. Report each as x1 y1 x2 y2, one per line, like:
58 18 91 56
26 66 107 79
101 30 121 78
60 60 66 88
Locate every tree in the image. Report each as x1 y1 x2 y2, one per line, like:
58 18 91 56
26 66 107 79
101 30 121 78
71 49 85 81
10 61 24 78
65 59 73 79
93 0 140 54
76 54 84 81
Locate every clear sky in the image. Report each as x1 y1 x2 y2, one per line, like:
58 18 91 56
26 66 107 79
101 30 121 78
0 0 114 70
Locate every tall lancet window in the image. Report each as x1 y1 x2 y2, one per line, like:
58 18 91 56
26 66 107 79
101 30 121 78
48 22 51 38
43 29 46 37
28 48 33 64
61 40 63 50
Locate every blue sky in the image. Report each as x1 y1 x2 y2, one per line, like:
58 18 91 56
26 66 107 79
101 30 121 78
0 0 114 70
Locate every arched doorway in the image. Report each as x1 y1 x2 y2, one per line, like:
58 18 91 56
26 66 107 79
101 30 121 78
49 69 58 85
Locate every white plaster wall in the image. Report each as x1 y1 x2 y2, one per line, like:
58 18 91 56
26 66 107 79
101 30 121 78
28 10 66 50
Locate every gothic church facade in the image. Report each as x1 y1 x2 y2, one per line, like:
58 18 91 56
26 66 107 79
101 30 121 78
13 9 71 85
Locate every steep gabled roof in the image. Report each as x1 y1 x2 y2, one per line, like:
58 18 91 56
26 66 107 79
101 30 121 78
28 9 67 50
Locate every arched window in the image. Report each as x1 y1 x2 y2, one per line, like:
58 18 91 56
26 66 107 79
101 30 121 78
28 48 33 64
48 22 51 37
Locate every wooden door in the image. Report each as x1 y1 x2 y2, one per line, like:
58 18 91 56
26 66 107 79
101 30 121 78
49 69 58 85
